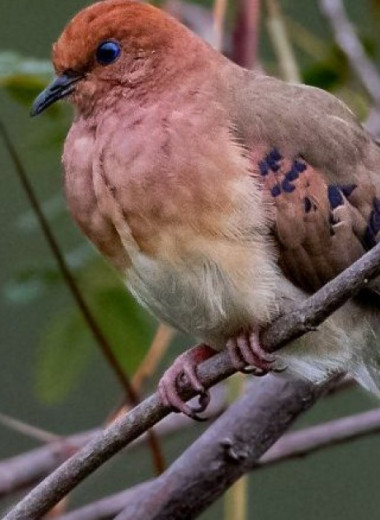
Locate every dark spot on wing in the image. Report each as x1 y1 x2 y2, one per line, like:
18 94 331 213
328 185 344 209
363 197 380 250
268 148 282 162
285 167 299 182
293 159 307 173
279 158 308 194
282 178 295 193
339 184 357 198
259 160 269 176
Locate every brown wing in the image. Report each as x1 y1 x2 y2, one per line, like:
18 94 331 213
253 147 380 292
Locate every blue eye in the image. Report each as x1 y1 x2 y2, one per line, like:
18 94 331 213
96 40 121 65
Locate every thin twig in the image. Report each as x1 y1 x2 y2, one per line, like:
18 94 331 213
0 121 164 476
5 240 380 519
132 324 174 392
0 122 133 400
260 406 380 466
213 0 228 51
232 0 261 69
56 406 380 520
319 0 380 107
265 0 301 83
0 412 60 444
0 376 354 498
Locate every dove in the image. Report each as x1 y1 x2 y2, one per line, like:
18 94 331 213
32 0 380 419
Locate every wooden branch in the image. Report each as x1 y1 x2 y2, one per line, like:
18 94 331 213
113 375 328 520
0 377 353 498
0 386 226 498
56 406 380 520
5 240 380 519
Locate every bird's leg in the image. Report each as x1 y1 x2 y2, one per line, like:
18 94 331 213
226 328 281 376
157 343 216 421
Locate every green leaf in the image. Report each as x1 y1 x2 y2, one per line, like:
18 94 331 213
0 51 61 113
4 268 62 304
0 51 52 77
36 309 93 404
2 75 48 107
91 287 156 376
35 284 155 404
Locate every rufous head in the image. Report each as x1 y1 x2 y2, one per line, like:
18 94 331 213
31 0 193 117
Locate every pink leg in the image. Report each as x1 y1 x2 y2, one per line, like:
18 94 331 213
226 329 280 376
157 344 216 420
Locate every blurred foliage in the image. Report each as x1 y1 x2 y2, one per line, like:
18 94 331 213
2 1 380 519
0 52 54 109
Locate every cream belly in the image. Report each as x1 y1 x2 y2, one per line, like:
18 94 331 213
122 221 285 350
125 249 256 348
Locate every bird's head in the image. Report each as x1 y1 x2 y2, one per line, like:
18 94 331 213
31 0 190 117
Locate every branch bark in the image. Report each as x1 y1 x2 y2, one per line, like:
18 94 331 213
0 386 226 498
56 405 380 520
113 375 328 520
0 377 352 498
5 241 380 520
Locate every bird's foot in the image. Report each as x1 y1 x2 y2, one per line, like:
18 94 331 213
157 343 216 421
227 329 282 376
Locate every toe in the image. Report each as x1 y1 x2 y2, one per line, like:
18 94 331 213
227 339 246 371
249 332 276 363
157 345 215 420
237 335 258 366
182 363 210 414
227 330 277 375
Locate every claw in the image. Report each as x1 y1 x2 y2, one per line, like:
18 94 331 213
157 344 216 420
227 329 280 376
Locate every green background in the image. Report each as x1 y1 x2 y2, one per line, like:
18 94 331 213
1 1 380 518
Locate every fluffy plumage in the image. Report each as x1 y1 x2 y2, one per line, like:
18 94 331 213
34 0 380 412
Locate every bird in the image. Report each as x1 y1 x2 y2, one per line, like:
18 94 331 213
32 0 380 419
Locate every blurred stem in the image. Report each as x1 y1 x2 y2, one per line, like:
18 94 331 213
224 374 248 520
213 0 228 51
319 0 380 107
232 0 261 69
265 0 301 83
0 120 165 476
133 324 175 392
285 17 329 59
0 411 60 444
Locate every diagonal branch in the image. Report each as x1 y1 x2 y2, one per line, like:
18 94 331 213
113 375 329 520
0 385 226 498
5 240 380 519
56 405 380 520
0 378 353 498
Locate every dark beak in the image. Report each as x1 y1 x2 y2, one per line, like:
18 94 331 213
31 73 83 117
